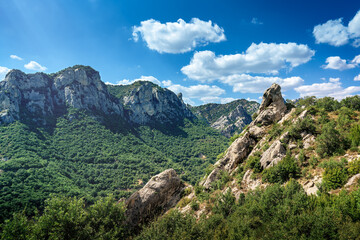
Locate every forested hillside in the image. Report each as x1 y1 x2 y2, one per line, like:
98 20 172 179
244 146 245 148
0 67 228 224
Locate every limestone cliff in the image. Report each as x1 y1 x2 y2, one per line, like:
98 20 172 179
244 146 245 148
0 66 123 124
191 99 259 137
122 82 194 125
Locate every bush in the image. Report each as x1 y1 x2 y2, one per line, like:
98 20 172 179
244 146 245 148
288 116 316 139
190 200 199 211
322 167 348 191
244 154 262 173
348 158 360 176
262 152 300 183
316 121 343 158
349 124 360 147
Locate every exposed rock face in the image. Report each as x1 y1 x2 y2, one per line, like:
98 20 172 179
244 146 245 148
203 131 256 189
211 105 252 137
123 82 194 125
253 83 287 126
0 66 123 124
191 99 259 137
345 174 360 188
125 169 184 227
259 140 286 169
302 176 322 195
202 83 287 189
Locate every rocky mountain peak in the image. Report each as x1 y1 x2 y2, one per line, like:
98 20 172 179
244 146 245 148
253 83 287 126
122 81 194 125
0 65 123 125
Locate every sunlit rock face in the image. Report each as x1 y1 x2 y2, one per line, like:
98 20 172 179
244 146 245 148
123 81 194 125
0 66 123 125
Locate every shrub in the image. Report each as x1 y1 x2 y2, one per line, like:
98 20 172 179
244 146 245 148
316 97 340 112
244 155 262 173
262 152 300 183
349 124 360 147
316 121 343 158
288 116 316 139
190 200 199 211
348 158 360 176
322 167 348 191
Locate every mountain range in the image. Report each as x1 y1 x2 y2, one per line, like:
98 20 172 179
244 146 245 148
0 65 256 223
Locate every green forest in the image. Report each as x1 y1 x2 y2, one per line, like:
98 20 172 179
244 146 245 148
0 107 227 224
1 95 360 239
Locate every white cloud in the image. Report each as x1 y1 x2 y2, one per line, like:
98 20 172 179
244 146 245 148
313 10 360 47
163 80 229 104
348 10 360 38
10 55 23 61
132 18 226 53
24 61 47 71
167 83 225 99
106 75 161 86
313 19 349 46
354 74 360 81
251 18 263 25
181 42 314 82
295 78 360 100
323 56 356 70
0 66 11 80
322 54 360 70
220 74 304 93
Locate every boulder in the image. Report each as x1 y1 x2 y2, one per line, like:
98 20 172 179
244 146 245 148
203 132 256 189
253 83 287 126
345 173 360 188
125 169 184 227
260 140 286 169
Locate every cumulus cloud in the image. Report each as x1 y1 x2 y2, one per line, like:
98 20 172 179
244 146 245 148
313 10 360 47
132 18 226 53
106 75 161 86
295 78 360 100
220 74 304 93
10 55 23 61
313 19 349 46
349 10 360 38
323 56 357 70
24 61 47 71
354 74 360 81
162 80 230 104
0 66 11 80
181 42 314 82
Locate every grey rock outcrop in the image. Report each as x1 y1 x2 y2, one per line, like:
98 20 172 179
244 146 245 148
211 105 252 137
253 83 287 126
125 169 184 227
123 82 194 125
202 83 288 189
259 140 286 169
0 66 123 124
203 131 256 189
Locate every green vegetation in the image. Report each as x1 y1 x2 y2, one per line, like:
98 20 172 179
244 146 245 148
0 195 127 240
137 181 360 239
0 109 227 223
262 152 300 184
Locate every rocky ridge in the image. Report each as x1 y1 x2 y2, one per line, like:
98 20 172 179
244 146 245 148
0 66 193 126
191 99 259 137
202 83 287 189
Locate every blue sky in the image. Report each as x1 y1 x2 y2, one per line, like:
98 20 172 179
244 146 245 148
1 0 360 105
